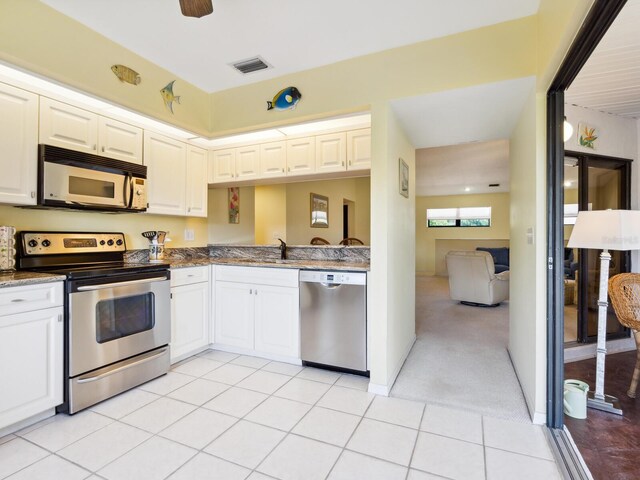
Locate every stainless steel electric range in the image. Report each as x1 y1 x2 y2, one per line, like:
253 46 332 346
18 231 171 414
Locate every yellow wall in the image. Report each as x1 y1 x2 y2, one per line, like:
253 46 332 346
208 187 255 244
0 205 208 250
285 177 370 245
0 0 211 136
255 185 287 245
416 193 510 275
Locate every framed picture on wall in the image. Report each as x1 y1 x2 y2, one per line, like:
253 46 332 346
399 158 409 198
228 187 239 224
310 193 329 228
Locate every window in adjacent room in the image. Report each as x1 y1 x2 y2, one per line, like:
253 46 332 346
426 206 491 227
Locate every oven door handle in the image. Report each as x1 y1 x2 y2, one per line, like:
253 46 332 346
75 347 169 384
76 276 168 291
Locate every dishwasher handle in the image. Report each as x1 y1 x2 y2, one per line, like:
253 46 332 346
320 282 342 289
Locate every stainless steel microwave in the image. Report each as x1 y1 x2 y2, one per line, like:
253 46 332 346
38 145 147 212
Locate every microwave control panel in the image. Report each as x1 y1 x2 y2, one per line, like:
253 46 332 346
21 232 126 256
131 177 147 210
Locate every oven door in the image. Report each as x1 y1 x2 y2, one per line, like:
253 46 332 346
68 272 170 377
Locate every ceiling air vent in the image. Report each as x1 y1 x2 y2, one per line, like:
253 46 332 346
231 57 271 75
489 183 500 187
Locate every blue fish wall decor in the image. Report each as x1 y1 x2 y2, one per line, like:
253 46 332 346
161 80 181 114
267 87 302 111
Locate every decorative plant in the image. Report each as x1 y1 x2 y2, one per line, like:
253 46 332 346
579 125 598 149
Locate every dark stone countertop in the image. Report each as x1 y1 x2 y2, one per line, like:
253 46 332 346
0 271 66 288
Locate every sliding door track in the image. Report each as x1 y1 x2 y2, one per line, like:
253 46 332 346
545 427 593 480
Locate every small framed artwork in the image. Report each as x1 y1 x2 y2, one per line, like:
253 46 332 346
310 193 329 228
577 123 598 149
228 187 239 224
399 158 409 198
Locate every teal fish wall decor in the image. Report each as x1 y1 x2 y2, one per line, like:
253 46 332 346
267 87 302 111
161 80 181 114
111 64 141 85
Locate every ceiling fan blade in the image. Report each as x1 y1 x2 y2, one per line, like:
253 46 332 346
179 0 213 18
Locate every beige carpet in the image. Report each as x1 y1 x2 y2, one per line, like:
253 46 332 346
390 275 531 422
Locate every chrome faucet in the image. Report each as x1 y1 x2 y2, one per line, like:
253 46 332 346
278 238 287 260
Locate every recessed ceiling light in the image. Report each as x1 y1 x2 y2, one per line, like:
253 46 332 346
464 187 471 192
564 180 572 187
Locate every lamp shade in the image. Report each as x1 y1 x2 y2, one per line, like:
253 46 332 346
568 210 640 251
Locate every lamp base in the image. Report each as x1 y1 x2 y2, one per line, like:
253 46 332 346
587 392 623 415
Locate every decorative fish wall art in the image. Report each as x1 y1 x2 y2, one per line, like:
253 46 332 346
267 86 302 111
161 80 181 114
111 64 141 85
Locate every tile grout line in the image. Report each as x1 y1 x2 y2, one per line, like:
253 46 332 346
482 415 488 480
403 402 426 480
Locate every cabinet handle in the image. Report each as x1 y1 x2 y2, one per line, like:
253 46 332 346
349 160 352 166
11 298 25 303
288 167 290 172
249 289 253 294
31 191 36 198
101 146 105 152
58 314 62 323
342 161 345 166
255 290 257 295
282 168 284 173
92 144 97 151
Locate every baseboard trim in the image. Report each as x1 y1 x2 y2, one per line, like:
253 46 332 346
368 383 390 396
564 336 635 363
545 427 594 480
0 408 55 438
209 344 302 365
368 334 417 397
506 347 542 424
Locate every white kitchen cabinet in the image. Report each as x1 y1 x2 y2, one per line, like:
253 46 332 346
286 137 316 176
144 131 187 216
170 267 210 363
215 281 255 350
236 145 260 180
254 284 300 358
210 148 236 183
259 141 286 178
98 116 143 164
186 145 208 217
347 128 371 171
214 266 300 360
40 97 98 154
0 82 38 206
316 132 346 173
40 97 144 165
0 282 63 431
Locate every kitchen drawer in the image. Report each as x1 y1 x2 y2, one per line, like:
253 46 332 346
215 265 298 288
0 282 64 316
170 266 209 287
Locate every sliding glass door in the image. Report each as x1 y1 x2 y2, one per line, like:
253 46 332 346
564 152 632 344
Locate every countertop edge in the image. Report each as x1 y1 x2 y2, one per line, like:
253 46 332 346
0 272 67 288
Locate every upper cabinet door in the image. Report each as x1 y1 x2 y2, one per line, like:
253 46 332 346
236 145 260 180
98 117 143 164
347 128 371 171
259 141 286 178
210 148 236 183
186 145 208 217
315 132 346 174
286 137 316 176
39 97 98 154
144 131 186 216
0 82 38 206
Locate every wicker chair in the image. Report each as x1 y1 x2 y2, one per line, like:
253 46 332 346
310 237 330 245
339 237 364 246
608 273 640 398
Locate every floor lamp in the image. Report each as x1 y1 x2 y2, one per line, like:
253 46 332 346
568 209 640 415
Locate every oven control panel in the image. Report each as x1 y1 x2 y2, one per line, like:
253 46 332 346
21 232 126 255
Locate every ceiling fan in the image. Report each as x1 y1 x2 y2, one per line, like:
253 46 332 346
179 0 213 18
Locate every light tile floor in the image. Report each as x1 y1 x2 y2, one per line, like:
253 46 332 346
0 350 561 480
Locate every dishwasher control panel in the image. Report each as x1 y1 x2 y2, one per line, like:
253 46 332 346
299 270 367 285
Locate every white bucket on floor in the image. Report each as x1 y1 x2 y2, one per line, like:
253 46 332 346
564 379 589 419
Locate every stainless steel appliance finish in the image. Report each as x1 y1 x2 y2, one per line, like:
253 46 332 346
17 231 170 414
38 144 147 212
299 270 367 374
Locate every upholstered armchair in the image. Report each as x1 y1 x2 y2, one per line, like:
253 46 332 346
445 250 510 306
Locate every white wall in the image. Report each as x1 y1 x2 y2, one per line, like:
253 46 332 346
368 103 416 394
564 103 639 271
509 89 548 423
208 187 256 244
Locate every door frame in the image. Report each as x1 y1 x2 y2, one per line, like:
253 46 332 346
546 0 627 430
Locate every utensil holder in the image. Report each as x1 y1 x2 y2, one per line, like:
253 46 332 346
0 226 16 272
149 243 165 262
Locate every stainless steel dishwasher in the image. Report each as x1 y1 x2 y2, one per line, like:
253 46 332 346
299 270 368 375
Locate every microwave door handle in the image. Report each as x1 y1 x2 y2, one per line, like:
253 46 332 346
123 173 133 208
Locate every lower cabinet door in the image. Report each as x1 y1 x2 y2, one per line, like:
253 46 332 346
0 307 63 430
254 285 300 358
171 282 209 362
215 281 254 350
